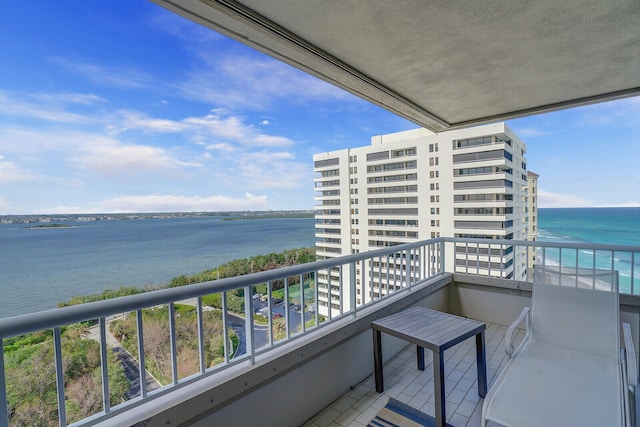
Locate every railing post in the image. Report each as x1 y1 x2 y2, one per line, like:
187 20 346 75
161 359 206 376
631 252 636 295
197 297 205 374
299 274 306 332
99 317 110 413
0 339 7 426
440 239 446 274
338 265 344 317
53 327 66 427
350 262 357 317
222 292 230 362
313 272 319 327
136 309 147 398
244 285 255 364
168 303 178 385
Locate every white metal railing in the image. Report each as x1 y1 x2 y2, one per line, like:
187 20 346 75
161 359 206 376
445 238 640 294
1 238 638 426
0 239 444 426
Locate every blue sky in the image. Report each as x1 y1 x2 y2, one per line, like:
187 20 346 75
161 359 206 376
1 1 638 214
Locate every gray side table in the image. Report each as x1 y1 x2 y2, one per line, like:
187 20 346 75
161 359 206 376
372 306 487 427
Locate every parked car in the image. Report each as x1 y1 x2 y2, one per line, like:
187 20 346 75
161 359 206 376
272 313 283 319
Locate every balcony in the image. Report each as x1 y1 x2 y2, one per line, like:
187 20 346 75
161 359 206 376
1 238 638 426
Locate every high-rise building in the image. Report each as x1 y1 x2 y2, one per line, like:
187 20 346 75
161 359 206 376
313 123 532 316
525 171 540 280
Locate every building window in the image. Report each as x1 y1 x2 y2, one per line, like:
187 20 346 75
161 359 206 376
453 136 492 149
366 151 389 161
314 158 339 167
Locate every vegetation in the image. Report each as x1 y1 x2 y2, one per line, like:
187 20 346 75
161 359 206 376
109 305 237 385
23 223 74 229
4 326 128 425
168 247 315 287
58 286 150 307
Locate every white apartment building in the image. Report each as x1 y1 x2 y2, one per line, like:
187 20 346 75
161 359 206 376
526 171 540 280
314 123 532 316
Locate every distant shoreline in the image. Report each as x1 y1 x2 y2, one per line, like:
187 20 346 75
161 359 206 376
1 210 314 225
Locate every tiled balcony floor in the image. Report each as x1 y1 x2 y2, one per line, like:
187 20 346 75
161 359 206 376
303 323 524 427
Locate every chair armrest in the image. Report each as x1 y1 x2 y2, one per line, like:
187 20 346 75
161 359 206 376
505 307 530 357
624 323 637 388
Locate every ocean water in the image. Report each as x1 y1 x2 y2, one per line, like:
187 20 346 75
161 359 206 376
0 217 315 318
1 208 638 318
538 207 640 293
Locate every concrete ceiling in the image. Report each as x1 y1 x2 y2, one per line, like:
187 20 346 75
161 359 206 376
152 0 640 132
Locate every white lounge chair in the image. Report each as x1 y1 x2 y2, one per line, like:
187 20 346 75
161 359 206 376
482 266 637 427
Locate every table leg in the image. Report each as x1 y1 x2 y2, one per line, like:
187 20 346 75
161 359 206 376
417 346 425 370
434 349 446 427
476 330 487 397
373 329 383 393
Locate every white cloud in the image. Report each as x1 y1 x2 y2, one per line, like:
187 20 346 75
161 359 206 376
50 57 151 89
237 151 310 190
577 97 640 127
92 193 268 213
0 160 36 184
596 202 640 208
270 151 294 159
512 127 551 138
251 135 294 147
537 189 595 208
32 92 108 106
116 110 189 133
260 120 270 125
74 142 197 177
183 110 251 140
185 110 295 147
206 142 236 153
0 91 91 124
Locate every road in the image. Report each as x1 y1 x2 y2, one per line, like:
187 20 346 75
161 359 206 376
85 299 313 395
86 317 161 399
